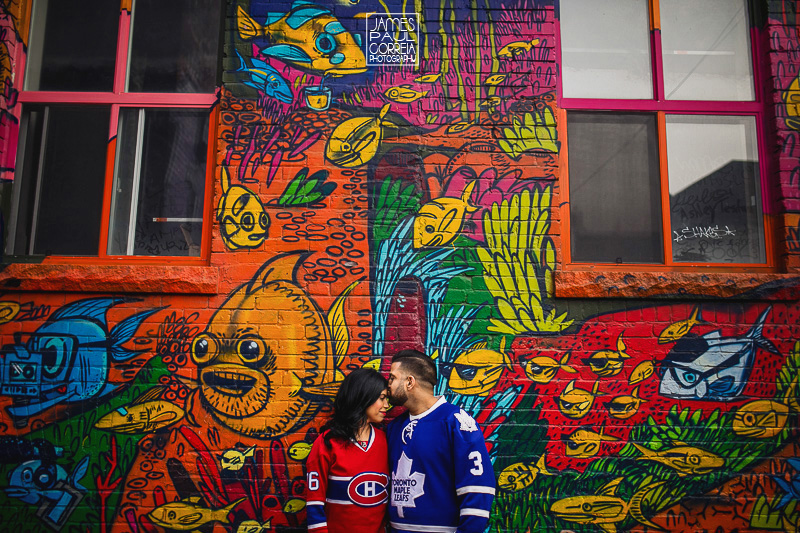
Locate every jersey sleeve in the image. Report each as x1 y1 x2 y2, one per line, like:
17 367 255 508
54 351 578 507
305 435 332 532
451 410 496 533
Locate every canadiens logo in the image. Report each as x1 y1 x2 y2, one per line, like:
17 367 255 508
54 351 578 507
348 472 389 507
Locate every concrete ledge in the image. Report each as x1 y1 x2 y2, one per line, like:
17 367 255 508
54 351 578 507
0 263 220 294
555 270 800 300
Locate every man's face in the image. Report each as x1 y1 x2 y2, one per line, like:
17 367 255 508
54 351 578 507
387 361 409 407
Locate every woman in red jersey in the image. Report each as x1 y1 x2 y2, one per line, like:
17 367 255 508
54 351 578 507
306 368 390 533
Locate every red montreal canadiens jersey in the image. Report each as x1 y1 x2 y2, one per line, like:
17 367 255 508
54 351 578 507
306 426 390 533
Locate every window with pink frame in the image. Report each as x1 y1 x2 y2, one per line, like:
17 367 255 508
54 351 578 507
559 0 769 268
4 0 221 260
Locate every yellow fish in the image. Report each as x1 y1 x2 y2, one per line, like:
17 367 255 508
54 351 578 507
550 478 664 533
447 337 511 396
498 39 539 59
220 445 256 471
783 74 800 131
484 74 508 86
284 498 306 513
95 388 185 434
414 73 442 83
606 386 646 420
658 306 704 344
326 103 392 168
446 121 473 134
557 380 603 419
384 84 428 103
237 520 271 533
237 5 366 77
525 352 577 384
628 360 655 385
190 252 356 438
480 95 504 112
0 301 21 325
565 428 619 458
148 497 245 531
216 167 270 250
497 454 552 492
413 180 479 248
362 359 382 371
732 399 791 439
288 441 313 461
632 441 724 476
583 333 630 377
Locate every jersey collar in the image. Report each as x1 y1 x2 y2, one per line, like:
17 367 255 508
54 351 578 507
409 396 446 421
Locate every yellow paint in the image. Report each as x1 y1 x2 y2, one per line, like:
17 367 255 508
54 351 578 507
632 441 725 476
658 306 703 343
384 84 428 103
220 445 256 472
732 399 790 438
497 454 552 491
525 352 577 384
326 104 391 168
628 360 655 385
557 380 602 419
447 337 511 396
413 180 479 248
216 167 269 250
415 73 442 83
565 428 619 458
584 333 630 377
606 386 646 420
94 400 185 434
288 441 313 461
484 74 508 86
497 39 539 59
148 497 245 531
0 302 21 325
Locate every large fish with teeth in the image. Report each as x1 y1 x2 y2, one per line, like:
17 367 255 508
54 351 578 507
189 251 357 438
236 1 366 77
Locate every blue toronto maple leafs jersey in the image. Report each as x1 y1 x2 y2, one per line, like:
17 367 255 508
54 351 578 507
387 398 495 533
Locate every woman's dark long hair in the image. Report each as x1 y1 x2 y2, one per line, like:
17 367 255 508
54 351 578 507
321 368 388 447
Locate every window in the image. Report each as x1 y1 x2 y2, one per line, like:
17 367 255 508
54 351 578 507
559 0 768 267
4 0 221 260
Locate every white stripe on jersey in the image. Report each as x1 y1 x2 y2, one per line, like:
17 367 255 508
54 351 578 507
460 508 491 518
390 522 457 533
456 485 496 496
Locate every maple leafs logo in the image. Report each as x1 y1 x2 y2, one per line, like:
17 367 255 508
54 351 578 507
391 452 425 518
455 409 478 432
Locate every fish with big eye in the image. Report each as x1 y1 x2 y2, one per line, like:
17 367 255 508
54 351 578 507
524 352 577 384
557 380 603 419
326 104 392 168
497 455 552 491
583 332 630 377
413 180 479 248
384 84 428 103
564 428 619 458
606 386 646 420
216 167 270 250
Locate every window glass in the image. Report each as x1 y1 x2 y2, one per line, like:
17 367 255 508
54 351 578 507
127 0 221 93
12 106 109 256
560 0 652 99
108 108 208 256
24 0 118 91
568 112 663 263
667 115 764 263
660 0 754 101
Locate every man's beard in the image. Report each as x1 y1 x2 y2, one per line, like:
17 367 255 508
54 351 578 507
389 386 408 407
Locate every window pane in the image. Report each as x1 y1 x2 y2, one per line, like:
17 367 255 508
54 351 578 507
11 106 109 256
568 112 663 263
24 0 118 91
127 0 221 93
667 115 764 263
109 108 208 257
560 0 652 99
661 0 754 101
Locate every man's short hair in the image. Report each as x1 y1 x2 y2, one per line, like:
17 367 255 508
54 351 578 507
392 349 437 389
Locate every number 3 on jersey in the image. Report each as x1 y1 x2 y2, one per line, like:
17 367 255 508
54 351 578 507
468 451 483 475
308 471 320 491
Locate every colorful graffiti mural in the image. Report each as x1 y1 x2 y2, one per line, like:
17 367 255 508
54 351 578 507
0 0 799 532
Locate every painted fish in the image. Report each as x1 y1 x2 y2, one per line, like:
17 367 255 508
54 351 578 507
237 520 272 533
524 352 577 384
287 441 313 461
446 337 511 396
148 497 245 531
606 386 646 420
413 180 479 248
484 74 508 86
284 498 307 513
632 442 724 476
415 73 442 83
480 95 504 112
216 166 270 250
220 445 256 471
732 399 791 439
237 2 366 77
5 456 89 506
95 388 185 434
384 84 428 103
498 39 539 59
325 103 392 168
550 477 664 533
446 121 473 134
583 333 630 377
557 380 603 419
628 360 655 385
564 428 619 458
0 298 162 420
658 306 704 344
234 50 292 104
659 307 778 401
190 252 356 438
497 454 552 492
783 74 800 131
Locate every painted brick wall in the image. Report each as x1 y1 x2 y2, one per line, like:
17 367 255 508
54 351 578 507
0 1 798 532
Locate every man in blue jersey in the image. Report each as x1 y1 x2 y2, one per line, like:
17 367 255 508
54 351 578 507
386 349 495 533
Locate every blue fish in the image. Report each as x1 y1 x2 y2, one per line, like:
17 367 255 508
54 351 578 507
658 307 777 401
773 457 800 508
0 297 164 419
235 50 293 104
5 456 89 506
